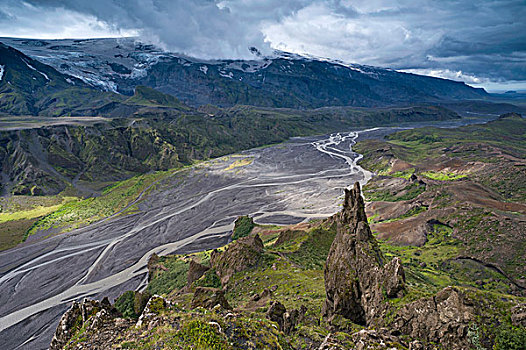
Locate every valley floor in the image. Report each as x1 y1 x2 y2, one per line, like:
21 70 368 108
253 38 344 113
0 115 524 349
49 114 526 350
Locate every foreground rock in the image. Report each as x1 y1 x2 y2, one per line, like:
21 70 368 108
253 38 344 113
49 298 121 350
323 182 481 350
48 178 524 349
323 182 405 325
392 287 474 349
210 233 264 285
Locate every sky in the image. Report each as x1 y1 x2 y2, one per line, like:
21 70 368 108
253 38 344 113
0 0 524 92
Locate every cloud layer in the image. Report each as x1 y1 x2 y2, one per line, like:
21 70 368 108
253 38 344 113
0 0 524 90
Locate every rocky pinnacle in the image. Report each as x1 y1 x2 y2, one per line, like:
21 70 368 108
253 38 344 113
323 182 405 325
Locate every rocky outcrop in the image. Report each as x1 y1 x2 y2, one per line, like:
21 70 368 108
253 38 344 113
49 297 119 350
191 287 232 310
210 234 264 285
187 259 210 286
511 303 526 327
392 287 474 350
266 301 306 335
323 182 405 325
136 295 168 328
323 183 478 349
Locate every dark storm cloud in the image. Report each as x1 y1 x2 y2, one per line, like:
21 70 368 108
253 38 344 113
0 0 524 89
5 0 313 58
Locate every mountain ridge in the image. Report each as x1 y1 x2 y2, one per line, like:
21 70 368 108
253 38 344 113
1 37 488 109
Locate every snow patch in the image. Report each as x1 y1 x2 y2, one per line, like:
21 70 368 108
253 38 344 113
71 73 118 92
0 65 4 81
199 65 208 74
23 59 50 81
130 67 148 79
219 71 233 79
224 60 271 73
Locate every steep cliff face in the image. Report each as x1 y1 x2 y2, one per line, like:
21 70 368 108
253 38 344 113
323 182 405 325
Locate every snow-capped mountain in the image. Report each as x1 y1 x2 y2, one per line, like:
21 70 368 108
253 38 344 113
1 37 487 108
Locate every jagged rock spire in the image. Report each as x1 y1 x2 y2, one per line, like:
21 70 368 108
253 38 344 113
323 182 405 326
340 183 368 228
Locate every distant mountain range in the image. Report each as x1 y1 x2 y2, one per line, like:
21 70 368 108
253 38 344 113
1 37 488 110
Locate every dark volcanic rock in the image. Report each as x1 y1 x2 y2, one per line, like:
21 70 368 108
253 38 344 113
187 259 210 286
191 287 232 310
266 301 305 334
511 303 526 327
49 298 119 350
392 287 474 350
323 182 477 349
49 302 83 350
266 300 287 330
210 234 264 285
323 182 405 325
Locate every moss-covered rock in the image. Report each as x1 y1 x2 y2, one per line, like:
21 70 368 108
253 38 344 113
211 234 264 285
191 287 232 310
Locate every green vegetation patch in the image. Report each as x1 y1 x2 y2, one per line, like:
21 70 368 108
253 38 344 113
147 256 189 295
288 225 337 270
378 205 428 223
421 171 467 181
364 182 425 202
493 326 526 350
379 222 462 295
231 216 256 241
25 171 169 239
390 168 415 179
174 319 231 350
114 291 151 319
194 268 222 289
0 195 79 250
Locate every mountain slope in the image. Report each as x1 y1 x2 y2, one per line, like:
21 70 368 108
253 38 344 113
2 37 488 109
0 43 124 116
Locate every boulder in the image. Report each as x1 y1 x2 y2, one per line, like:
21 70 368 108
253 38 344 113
323 182 405 326
392 286 474 350
191 287 232 310
266 301 306 334
266 300 287 330
511 303 526 327
211 234 264 285
283 305 307 335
